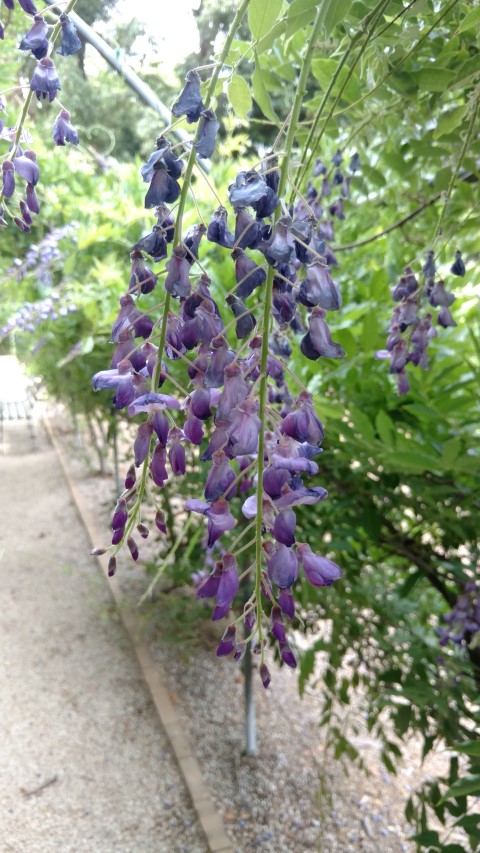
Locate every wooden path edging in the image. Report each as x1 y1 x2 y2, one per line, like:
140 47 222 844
45 418 235 853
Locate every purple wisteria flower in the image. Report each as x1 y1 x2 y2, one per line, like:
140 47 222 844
297 543 342 587
194 109 220 159
57 13 82 56
19 15 48 59
52 109 79 146
30 58 61 102
13 150 39 186
172 69 205 123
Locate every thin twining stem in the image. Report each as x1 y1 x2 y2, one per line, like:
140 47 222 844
228 519 257 555
138 513 195 604
193 161 223 206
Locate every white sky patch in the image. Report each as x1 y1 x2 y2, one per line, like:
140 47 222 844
115 0 201 70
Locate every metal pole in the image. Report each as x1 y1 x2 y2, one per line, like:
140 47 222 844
243 582 256 755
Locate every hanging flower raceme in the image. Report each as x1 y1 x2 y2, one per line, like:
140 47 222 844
89 70 351 687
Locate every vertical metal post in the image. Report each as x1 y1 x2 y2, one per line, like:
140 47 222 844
243 582 256 755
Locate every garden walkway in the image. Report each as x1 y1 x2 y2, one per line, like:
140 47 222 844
0 417 221 852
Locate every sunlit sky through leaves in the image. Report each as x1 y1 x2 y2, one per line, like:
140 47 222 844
116 0 200 68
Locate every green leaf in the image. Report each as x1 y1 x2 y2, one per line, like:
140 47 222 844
252 57 279 123
456 6 480 33
444 775 480 800
434 105 468 139
375 410 395 448
227 75 252 120
348 406 375 443
411 830 440 846
287 0 319 18
415 67 453 92
452 741 480 758
320 0 353 35
249 0 283 42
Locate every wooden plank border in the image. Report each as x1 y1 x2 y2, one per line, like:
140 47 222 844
44 417 234 853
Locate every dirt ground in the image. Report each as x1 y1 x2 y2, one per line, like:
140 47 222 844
1 408 464 852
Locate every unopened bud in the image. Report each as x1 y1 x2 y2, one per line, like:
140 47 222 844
127 537 139 561
137 523 149 539
90 547 106 556
108 556 116 577
259 663 271 689
155 510 167 534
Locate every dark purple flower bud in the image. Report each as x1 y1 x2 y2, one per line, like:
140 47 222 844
437 306 457 328
57 13 82 56
131 226 167 262
108 556 117 577
232 248 266 299
194 108 220 159
145 161 180 207
207 205 235 249
155 509 167 534
125 464 136 490
155 203 175 241
204 336 233 388
216 625 236 656
14 216 30 232
129 250 157 295
14 150 39 186
165 246 191 298
168 427 186 475
389 339 408 374
151 442 168 487
349 152 361 172
216 363 250 423
234 206 261 250
26 182 40 214
451 250 465 277
397 371 410 395
19 199 32 226
2 161 15 198
137 523 149 539
205 450 236 501
225 294 256 340
227 398 261 456
263 466 292 499
19 0 38 13
264 216 295 266
30 58 61 102
265 543 299 589
333 168 343 186
205 499 235 548
184 413 204 445
172 69 205 123
151 411 169 445
52 108 79 146
273 508 296 546
332 149 343 167
272 287 297 326
0 22 4 40
422 250 436 278
301 308 345 361
134 421 153 466
317 219 334 241
19 15 48 58
291 217 314 264
141 141 183 182
127 537 139 561
297 543 342 587
189 386 210 421
282 391 324 445
184 223 206 264
3 0 14 9
259 663 271 688
299 261 342 310
216 553 239 608
112 498 128 531
429 280 456 308
278 588 295 620
279 641 297 668
111 529 123 546
270 606 286 643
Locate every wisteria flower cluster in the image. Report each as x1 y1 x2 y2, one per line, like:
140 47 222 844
438 581 480 651
90 68 351 685
376 249 465 394
0 3 80 232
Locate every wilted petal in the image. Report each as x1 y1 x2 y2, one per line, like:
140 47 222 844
205 450 236 502
172 69 204 123
194 108 220 159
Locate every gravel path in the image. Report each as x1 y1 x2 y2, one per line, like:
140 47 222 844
0 420 208 853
